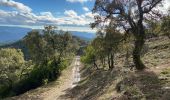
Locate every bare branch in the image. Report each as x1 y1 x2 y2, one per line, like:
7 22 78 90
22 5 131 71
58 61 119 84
143 0 162 13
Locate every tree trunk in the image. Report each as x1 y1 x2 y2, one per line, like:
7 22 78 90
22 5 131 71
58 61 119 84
93 58 98 69
101 56 106 67
103 57 106 67
132 3 146 70
110 53 114 69
124 50 130 67
133 21 146 70
133 38 145 70
108 54 111 69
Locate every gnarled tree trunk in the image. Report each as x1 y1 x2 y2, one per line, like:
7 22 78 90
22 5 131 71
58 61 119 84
132 1 146 70
133 34 145 70
132 10 146 70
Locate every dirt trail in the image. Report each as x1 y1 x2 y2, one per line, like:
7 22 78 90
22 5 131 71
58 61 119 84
9 56 81 100
72 56 81 88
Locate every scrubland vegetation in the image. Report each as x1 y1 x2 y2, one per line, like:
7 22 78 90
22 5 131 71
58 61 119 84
0 0 170 100
78 0 170 99
0 26 85 98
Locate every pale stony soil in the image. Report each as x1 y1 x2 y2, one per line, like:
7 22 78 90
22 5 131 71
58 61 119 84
7 57 81 100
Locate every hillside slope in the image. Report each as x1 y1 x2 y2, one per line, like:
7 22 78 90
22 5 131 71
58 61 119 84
61 36 170 100
6 36 170 100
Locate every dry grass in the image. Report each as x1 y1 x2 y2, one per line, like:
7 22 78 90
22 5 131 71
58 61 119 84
60 36 170 100
58 65 122 100
6 36 170 100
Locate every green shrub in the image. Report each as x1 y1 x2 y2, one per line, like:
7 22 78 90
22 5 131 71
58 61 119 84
11 59 69 95
0 85 11 98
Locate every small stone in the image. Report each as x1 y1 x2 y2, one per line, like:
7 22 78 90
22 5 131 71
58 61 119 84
162 87 170 90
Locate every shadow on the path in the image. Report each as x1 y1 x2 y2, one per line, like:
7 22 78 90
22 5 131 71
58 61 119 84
58 66 119 100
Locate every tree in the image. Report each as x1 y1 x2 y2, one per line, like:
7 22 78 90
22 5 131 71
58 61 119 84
161 16 170 38
24 30 46 64
0 48 25 88
82 25 123 70
146 20 161 38
104 26 123 69
24 26 74 78
92 0 163 70
0 26 85 97
91 36 106 68
81 45 99 69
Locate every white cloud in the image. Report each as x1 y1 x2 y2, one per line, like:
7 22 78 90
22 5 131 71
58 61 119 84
160 0 170 14
0 8 96 27
66 0 92 3
64 10 78 18
83 7 89 11
0 10 36 24
58 26 96 33
84 12 94 18
0 0 32 13
40 12 54 18
0 0 96 32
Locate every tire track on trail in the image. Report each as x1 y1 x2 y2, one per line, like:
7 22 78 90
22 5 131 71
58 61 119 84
72 56 81 88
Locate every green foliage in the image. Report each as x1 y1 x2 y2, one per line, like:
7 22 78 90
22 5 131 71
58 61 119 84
145 20 162 38
81 45 96 64
92 0 163 70
0 25 84 98
0 48 25 98
24 28 74 64
11 58 69 95
0 40 30 60
81 26 124 69
104 28 123 52
0 48 25 85
58 59 69 71
145 15 170 39
24 30 47 64
12 27 76 95
161 16 170 38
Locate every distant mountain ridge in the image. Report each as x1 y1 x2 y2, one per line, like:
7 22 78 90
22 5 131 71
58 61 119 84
0 26 31 43
69 31 95 41
0 26 95 45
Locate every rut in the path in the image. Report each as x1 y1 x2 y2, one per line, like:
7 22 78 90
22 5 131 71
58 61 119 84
72 57 81 88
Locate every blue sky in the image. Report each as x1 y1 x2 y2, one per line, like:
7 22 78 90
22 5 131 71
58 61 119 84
0 0 96 33
1 0 170 33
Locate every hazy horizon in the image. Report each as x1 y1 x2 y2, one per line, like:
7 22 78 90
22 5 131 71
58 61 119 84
0 0 97 33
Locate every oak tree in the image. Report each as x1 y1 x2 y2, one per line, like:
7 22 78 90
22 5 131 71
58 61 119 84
92 0 163 70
